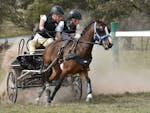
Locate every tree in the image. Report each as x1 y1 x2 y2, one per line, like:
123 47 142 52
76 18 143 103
0 0 34 26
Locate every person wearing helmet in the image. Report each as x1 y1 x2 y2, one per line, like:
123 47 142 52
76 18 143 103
28 5 64 54
63 9 82 39
58 9 82 55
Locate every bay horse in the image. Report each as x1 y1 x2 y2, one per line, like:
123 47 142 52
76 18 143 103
36 20 113 105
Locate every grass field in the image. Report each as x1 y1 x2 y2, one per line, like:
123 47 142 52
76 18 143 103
1 92 150 113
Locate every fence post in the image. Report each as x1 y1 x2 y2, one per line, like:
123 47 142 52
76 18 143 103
111 22 119 69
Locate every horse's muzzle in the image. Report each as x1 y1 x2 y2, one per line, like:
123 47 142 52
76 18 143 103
102 40 113 50
108 43 113 48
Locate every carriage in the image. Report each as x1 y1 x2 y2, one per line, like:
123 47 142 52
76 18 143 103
6 39 82 103
7 20 112 105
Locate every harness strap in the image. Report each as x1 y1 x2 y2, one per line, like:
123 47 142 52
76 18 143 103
94 22 110 44
58 39 72 56
71 38 80 53
64 52 92 68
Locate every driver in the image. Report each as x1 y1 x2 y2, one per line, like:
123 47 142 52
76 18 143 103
28 5 64 54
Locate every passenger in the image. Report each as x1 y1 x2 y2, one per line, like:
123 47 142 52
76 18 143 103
28 5 64 54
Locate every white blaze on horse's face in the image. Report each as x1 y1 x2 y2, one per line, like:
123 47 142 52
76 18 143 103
102 26 113 50
104 26 112 43
94 21 113 50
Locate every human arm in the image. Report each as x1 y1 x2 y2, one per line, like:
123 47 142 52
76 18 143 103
74 24 82 39
55 21 64 40
39 15 47 31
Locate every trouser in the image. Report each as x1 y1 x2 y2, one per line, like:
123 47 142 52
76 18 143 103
28 33 53 54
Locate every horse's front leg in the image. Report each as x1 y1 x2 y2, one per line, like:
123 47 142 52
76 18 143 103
44 67 62 105
35 85 46 104
35 66 52 104
80 71 93 103
43 67 52 106
85 76 93 102
50 75 64 102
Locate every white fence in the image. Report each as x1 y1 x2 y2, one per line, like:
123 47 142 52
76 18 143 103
116 31 150 37
112 30 150 69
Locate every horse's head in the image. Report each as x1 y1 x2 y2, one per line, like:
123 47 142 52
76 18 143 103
93 20 113 50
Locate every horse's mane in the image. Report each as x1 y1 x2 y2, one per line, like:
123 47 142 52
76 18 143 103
80 20 106 39
81 21 95 37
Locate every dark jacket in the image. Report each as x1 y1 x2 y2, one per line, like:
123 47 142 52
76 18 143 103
63 20 76 33
36 14 58 39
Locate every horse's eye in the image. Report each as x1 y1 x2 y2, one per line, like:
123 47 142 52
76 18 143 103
97 26 103 32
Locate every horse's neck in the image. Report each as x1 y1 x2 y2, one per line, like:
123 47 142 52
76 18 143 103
77 23 94 58
80 23 94 42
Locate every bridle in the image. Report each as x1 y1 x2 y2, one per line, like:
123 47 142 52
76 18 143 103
76 21 111 45
93 22 110 44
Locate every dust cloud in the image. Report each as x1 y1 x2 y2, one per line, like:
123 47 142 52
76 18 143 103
90 46 150 94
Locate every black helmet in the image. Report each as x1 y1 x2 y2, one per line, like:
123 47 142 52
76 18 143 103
68 9 82 20
51 5 64 16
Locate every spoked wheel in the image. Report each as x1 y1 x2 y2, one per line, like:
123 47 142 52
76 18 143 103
7 69 18 103
72 75 82 100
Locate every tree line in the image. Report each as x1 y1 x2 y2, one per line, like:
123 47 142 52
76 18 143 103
0 0 149 30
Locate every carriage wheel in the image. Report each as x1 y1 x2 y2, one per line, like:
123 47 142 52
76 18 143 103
72 76 82 100
7 69 18 103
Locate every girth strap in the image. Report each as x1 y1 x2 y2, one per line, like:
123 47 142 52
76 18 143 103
64 52 92 66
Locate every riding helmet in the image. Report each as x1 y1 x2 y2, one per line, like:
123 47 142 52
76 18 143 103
68 9 82 20
51 5 64 16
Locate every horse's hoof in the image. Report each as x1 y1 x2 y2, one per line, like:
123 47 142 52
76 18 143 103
86 94 93 103
45 102 50 107
86 97 93 103
45 101 52 107
34 97 40 105
45 97 52 107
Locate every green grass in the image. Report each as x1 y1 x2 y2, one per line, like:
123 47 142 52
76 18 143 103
1 93 150 113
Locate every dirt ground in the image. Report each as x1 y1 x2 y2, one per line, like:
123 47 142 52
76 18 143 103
0 41 150 104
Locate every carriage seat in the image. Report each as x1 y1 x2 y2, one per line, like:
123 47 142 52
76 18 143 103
11 54 43 70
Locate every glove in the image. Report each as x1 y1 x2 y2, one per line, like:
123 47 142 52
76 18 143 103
40 28 47 34
74 33 81 39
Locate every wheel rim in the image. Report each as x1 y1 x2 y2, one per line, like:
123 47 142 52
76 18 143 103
7 70 18 103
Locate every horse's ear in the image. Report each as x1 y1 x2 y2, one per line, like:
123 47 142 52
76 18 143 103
102 16 111 25
102 16 106 23
96 19 102 23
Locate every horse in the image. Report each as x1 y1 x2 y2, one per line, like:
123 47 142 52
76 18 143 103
36 20 113 105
